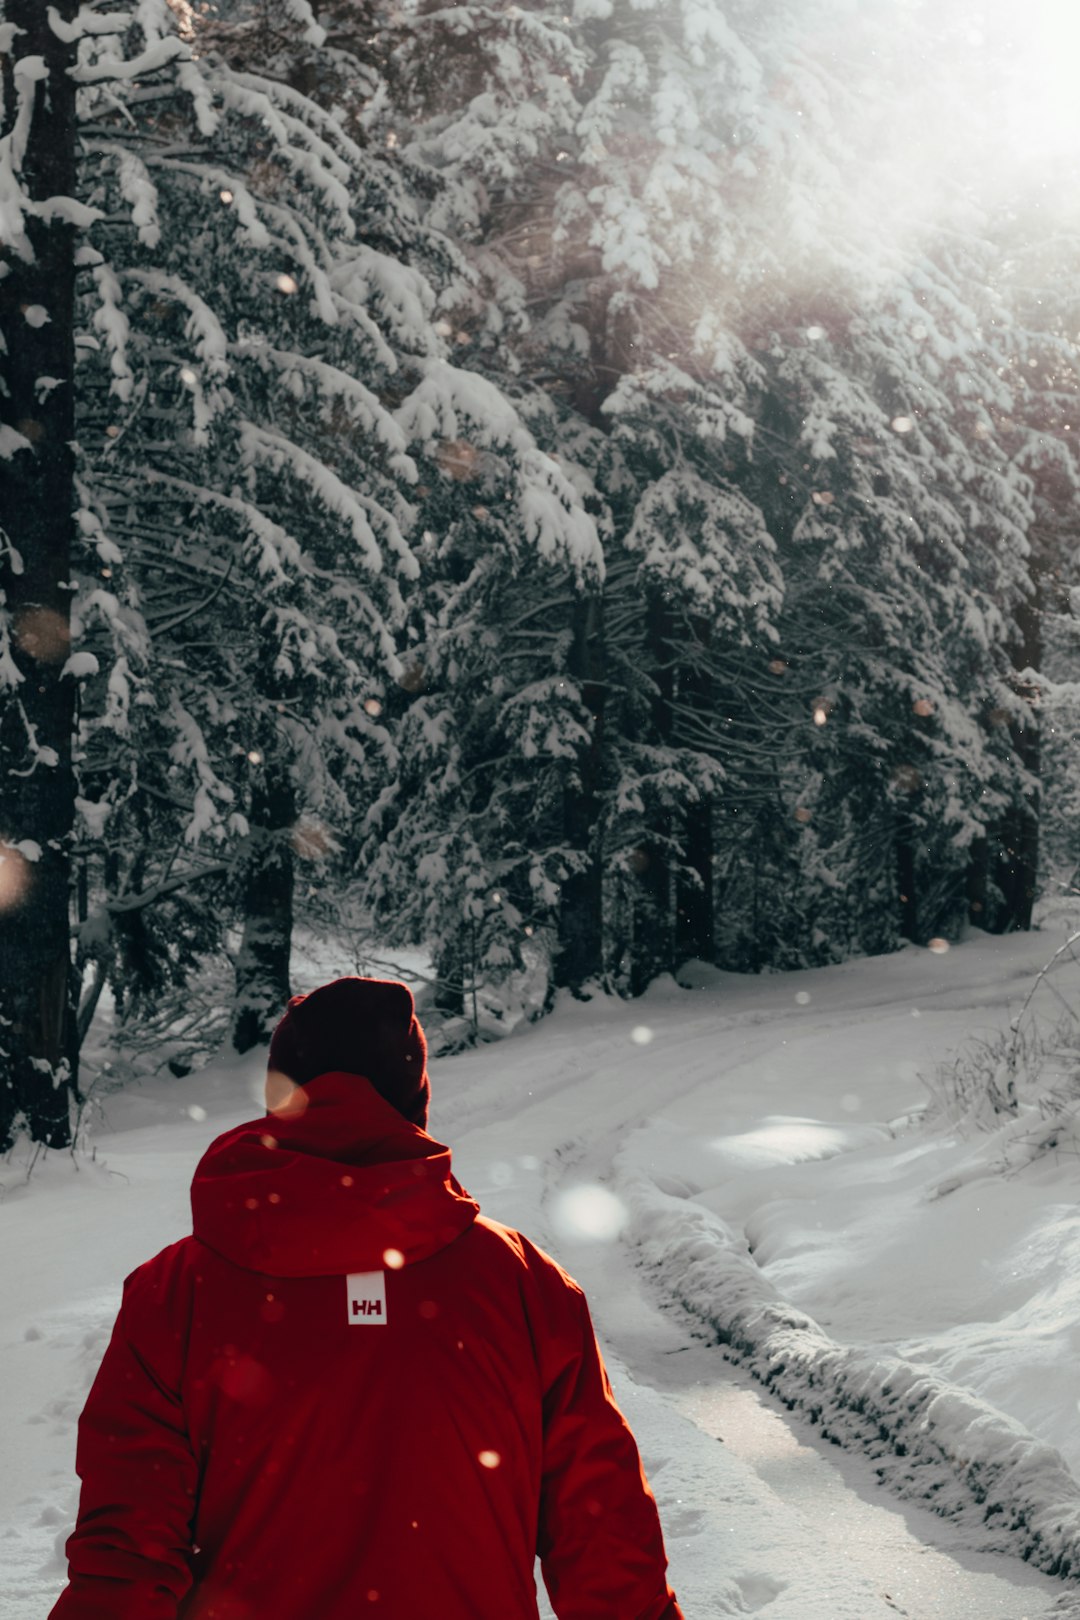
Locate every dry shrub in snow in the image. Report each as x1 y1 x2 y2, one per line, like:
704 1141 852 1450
925 931 1080 1164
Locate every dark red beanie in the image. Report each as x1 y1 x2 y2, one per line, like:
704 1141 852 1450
268 978 430 1128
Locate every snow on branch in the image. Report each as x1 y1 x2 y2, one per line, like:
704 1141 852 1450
90 262 135 402
167 696 234 844
256 199 339 326
238 421 416 579
395 357 532 450
91 142 161 246
74 477 124 568
31 195 104 229
396 360 602 574
233 342 412 462
221 63 367 172
142 155 269 248
0 604 25 692
332 247 439 360
216 71 356 234
47 7 135 43
624 468 782 626
144 472 303 579
0 425 34 459
516 448 603 575
0 57 46 259
70 33 188 83
279 0 326 48
122 268 228 374
175 56 220 138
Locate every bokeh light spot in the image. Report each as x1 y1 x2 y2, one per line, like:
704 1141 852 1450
266 1072 307 1118
0 845 34 912
14 606 70 664
550 1184 629 1244
437 439 479 480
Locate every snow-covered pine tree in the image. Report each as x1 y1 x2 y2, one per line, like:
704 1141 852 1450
309 0 1063 988
358 363 603 1028
61 0 602 1063
257 0 613 1016
733 238 1035 958
0 0 82 1146
989 192 1080 928
59 0 435 1058
373 0 792 994
719 0 1049 960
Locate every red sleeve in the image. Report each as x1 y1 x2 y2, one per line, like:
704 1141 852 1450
49 1257 198 1620
536 1280 684 1620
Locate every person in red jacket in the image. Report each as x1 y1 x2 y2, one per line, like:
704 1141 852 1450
50 977 685 1620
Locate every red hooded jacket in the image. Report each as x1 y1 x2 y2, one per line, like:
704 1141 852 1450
50 1073 684 1620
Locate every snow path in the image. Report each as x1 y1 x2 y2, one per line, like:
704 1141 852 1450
441 937 1080 1617
5 931 1080 1615
561 1218 1067 1619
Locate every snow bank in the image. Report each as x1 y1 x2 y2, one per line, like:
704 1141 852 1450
618 1156 1080 1578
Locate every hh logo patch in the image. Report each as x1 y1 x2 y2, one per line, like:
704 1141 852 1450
346 1271 387 1325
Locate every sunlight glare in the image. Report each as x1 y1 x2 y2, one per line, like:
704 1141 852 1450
550 1184 629 1243
1000 2 1080 160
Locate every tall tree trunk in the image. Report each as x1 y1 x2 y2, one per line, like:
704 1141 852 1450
675 617 715 964
896 821 918 943
630 592 674 996
555 595 605 995
965 836 989 928
232 772 296 1052
0 1 80 1147
676 797 714 963
433 935 466 1018
994 587 1042 932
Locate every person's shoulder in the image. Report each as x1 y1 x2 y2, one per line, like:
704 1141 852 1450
471 1216 586 1301
120 1236 201 1314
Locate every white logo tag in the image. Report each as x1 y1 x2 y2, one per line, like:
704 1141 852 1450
346 1271 387 1325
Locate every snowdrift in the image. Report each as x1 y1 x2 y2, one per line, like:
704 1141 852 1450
619 1157 1080 1578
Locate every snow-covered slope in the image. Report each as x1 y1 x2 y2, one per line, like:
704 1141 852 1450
4 929 1080 1616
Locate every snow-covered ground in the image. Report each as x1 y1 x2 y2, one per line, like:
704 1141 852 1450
5 929 1080 1616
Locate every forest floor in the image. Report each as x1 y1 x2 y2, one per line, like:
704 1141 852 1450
5 927 1080 1617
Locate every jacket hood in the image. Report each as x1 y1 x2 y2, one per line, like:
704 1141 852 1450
191 1071 479 1277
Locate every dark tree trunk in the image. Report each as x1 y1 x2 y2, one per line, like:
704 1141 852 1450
965 836 989 928
556 595 605 995
433 936 466 1018
994 588 1041 932
676 797 714 963
896 823 918 943
0 0 80 1148
232 772 296 1052
675 617 715 964
630 592 674 996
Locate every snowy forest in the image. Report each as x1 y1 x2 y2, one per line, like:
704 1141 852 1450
3 0 1080 1150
